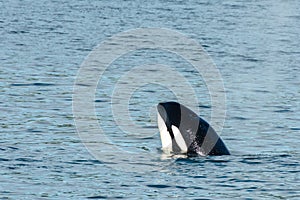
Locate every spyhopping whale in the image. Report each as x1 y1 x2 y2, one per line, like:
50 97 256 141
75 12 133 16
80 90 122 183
157 102 230 156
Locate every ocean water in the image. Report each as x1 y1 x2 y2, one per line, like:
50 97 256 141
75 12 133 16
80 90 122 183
1 0 300 199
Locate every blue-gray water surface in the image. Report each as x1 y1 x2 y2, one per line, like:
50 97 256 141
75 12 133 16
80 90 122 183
1 0 300 199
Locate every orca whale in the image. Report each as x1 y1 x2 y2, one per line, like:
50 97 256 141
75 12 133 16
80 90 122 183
157 102 230 156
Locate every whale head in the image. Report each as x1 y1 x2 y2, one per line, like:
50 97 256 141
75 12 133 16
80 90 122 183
157 102 194 153
157 101 230 156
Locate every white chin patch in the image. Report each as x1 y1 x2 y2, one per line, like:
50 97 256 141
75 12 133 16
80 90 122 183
171 125 188 153
157 112 172 151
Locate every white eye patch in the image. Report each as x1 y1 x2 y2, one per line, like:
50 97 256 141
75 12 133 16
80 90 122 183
171 125 188 153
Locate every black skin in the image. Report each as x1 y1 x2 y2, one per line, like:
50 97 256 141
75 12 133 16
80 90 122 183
157 102 230 156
